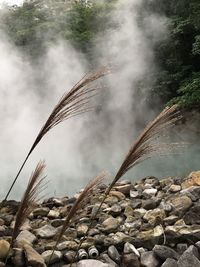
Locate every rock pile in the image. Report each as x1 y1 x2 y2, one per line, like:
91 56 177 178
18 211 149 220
0 171 200 267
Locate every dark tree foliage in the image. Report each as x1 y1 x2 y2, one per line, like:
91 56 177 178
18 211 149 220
145 0 200 109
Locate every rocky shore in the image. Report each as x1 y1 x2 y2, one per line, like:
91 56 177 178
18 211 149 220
0 171 200 267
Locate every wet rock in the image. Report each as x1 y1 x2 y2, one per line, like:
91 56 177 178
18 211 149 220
16 230 37 245
35 224 57 239
23 244 46 267
108 245 120 263
41 250 62 264
0 240 10 259
140 251 161 267
161 258 178 267
153 245 179 260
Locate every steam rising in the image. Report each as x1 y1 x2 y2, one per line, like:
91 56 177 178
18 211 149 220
0 1 199 200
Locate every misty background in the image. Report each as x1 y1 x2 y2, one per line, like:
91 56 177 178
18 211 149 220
0 0 199 200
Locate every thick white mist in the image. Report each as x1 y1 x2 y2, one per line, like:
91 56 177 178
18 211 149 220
0 1 199 200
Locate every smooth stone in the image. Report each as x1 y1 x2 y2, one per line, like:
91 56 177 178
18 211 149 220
41 250 62 264
121 253 140 267
177 251 200 267
142 199 159 210
102 217 120 233
132 208 147 218
63 250 77 263
35 224 57 239
47 209 60 219
184 245 200 259
143 188 157 196
32 207 50 217
51 219 65 227
0 240 10 259
23 244 46 267
124 242 140 257
108 245 120 263
16 230 37 245
130 199 142 209
140 251 161 267
161 258 178 267
130 190 139 198
180 186 200 201
153 245 179 260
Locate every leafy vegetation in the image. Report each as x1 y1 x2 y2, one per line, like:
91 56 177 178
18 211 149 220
0 0 199 110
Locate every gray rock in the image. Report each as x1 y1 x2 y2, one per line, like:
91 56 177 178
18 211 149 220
16 230 37 245
121 253 140 267
42 250 62 264
101 254 119 267
35 224 57 239
77 259 111 267
108 245 120 263
143 188 157 196
109 204 122 216
77 224 89 237
177 251 200 267
153 245 179 260
183 203 200 224
23 244 46 267
63 250 76 263
124 242 140 257
140 251 161 267
184 245 200 259
161 258 178 267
